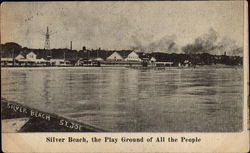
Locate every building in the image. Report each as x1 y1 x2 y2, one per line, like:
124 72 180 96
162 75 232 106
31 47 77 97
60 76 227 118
183 60 191 67
26 51 37 61
15 54 25 60
50 59 71 66
14 51 49 66
150 57 157 66
1 58 14 66
150 57 156 62
124 51 141 62
35 58 49 66
106 50 141 62
106 51 124 61
15 53 29 66
155 62 173 67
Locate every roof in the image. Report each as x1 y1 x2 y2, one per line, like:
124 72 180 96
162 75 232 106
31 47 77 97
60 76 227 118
35 58 48 62
93 57 104 61
15 54 25 58
156 62 173 64
150 57 156 62
116 50 133 58
18 50 47 59
50 59 65 61
16 59 29 62
79 50 115 60
1 58 13 61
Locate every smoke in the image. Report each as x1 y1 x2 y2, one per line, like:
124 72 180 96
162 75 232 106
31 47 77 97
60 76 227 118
130 27 242 56
215 36 243 56
182 28 243 56
130 34 180 53
182 28 219 54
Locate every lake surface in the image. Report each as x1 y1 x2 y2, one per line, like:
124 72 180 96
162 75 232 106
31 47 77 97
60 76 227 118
1 67 243 132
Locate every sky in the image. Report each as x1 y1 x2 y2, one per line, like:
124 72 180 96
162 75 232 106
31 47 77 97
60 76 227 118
1 1 244 54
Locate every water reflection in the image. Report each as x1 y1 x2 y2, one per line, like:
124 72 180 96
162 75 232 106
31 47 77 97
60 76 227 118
1 67 243 132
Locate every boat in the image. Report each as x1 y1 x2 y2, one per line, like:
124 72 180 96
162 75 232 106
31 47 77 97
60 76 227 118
1 98 105 132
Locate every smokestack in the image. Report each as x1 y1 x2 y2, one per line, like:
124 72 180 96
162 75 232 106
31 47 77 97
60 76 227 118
70 41 72 50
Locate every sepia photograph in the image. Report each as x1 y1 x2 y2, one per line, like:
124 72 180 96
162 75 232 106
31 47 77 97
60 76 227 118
1 1 246 135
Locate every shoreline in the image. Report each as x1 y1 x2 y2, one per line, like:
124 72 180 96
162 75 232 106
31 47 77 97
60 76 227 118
1 64 243 70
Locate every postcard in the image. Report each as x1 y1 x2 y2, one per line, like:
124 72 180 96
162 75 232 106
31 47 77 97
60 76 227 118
1 1 249 152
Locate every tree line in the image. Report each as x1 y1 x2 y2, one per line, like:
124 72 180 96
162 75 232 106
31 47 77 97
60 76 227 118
1 42 243 66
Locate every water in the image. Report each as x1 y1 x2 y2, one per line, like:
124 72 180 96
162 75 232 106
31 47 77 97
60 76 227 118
1 67 243 132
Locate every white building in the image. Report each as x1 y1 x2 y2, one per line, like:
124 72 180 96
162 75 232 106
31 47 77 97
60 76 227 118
15 54 25 60
15 51 48 66
124 51 141 62
106 52 124 61
106 51 141 62
150 57 156 62
50 59 71 66
26 51 37 61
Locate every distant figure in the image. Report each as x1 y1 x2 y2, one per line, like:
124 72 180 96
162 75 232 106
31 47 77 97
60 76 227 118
97 62 101 67
142 60 148 67
178 62 182 68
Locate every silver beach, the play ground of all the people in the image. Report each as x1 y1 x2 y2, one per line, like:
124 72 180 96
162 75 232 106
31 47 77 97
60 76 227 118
1 1 246 134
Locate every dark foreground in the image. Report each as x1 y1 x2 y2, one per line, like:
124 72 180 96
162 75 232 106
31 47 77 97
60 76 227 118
1 98 105 132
